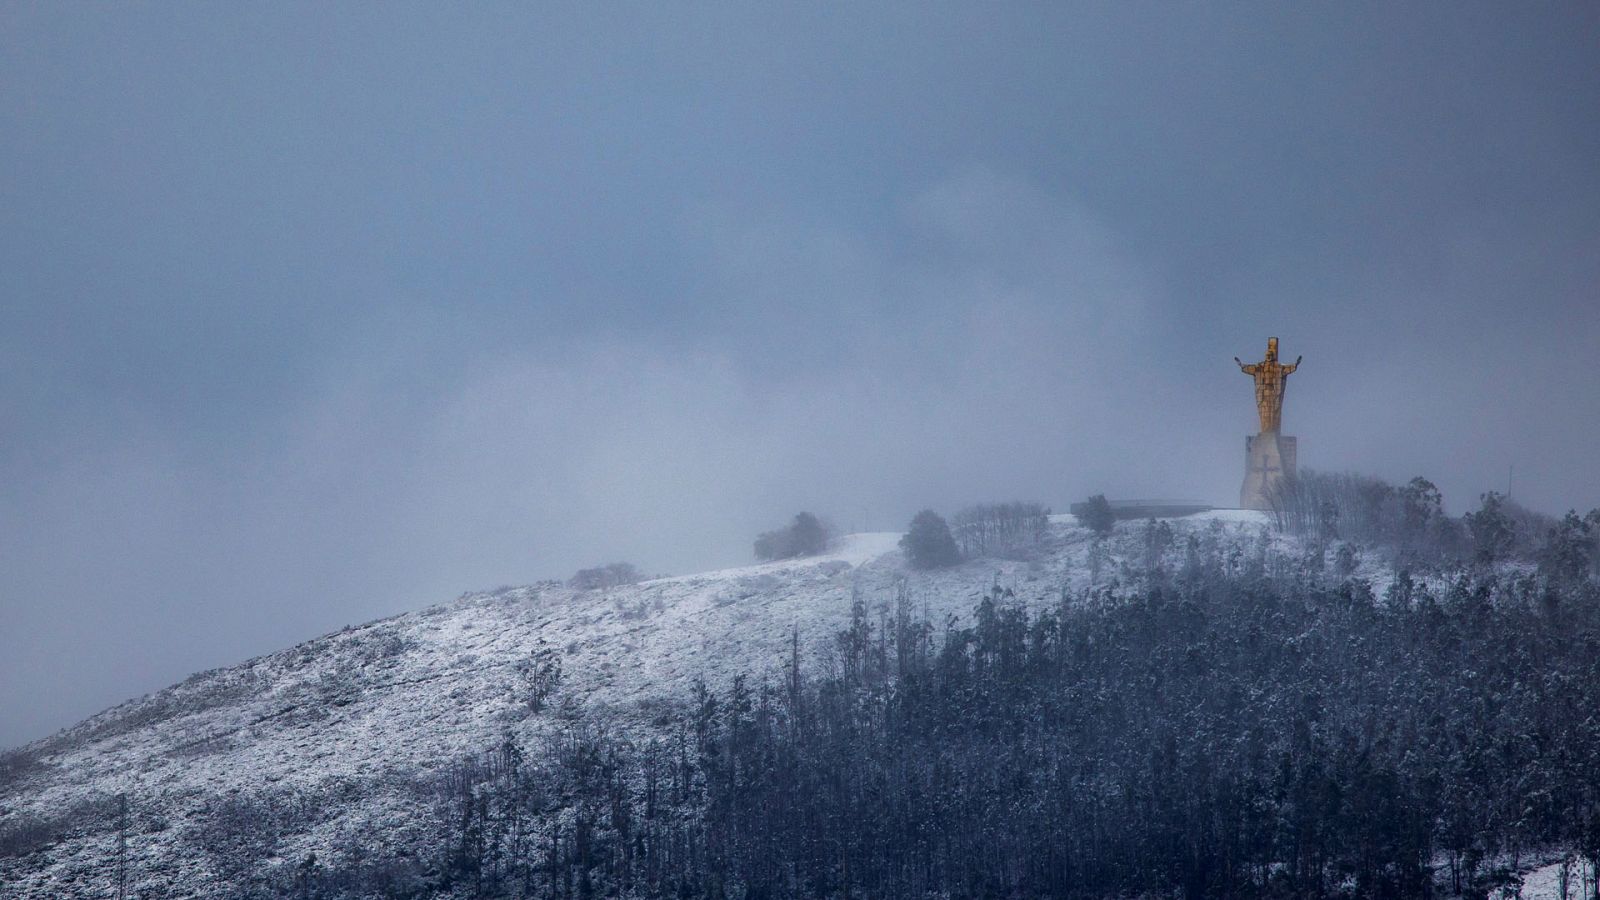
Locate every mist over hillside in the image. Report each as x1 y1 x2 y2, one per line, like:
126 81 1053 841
5 1 1600 754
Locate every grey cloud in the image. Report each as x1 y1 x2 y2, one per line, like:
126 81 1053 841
3 2 1597 749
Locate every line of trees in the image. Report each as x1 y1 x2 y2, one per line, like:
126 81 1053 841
949 501 1051 559
1268 470 1600 575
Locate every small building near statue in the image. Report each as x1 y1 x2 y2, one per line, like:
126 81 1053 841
1234 337 1301 510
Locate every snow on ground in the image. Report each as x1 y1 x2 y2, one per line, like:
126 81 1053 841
1191 508 1273 525
0 512 1379 897
1510 854 1597 900
647 531 904 586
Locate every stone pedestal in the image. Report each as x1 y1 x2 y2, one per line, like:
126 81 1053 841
1241 432 1296 511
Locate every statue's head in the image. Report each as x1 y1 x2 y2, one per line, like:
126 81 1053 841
1266 337 1278 361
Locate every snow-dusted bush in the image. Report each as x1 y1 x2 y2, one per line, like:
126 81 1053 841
0 811 53 859
516 648 563 713
0 794 117 862
0 748 44 793
753 512 830 561
567 562 642 591
1540 509 1600 585
900 510 960 569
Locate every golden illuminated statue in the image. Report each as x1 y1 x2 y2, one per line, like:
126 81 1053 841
1234 337 1301 433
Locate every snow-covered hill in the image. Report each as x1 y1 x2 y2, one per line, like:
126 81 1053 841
1 510 1499 897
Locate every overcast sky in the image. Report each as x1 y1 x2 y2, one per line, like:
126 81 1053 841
3 2 1597 749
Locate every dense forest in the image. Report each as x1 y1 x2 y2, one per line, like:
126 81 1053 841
286 478 1600 900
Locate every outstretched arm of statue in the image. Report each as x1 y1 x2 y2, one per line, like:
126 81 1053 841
1235 357 1258 374
1282 355 1301 374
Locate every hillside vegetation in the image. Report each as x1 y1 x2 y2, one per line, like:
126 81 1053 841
2 477 1598 899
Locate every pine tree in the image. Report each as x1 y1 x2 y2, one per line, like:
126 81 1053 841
1079 494 1116 536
